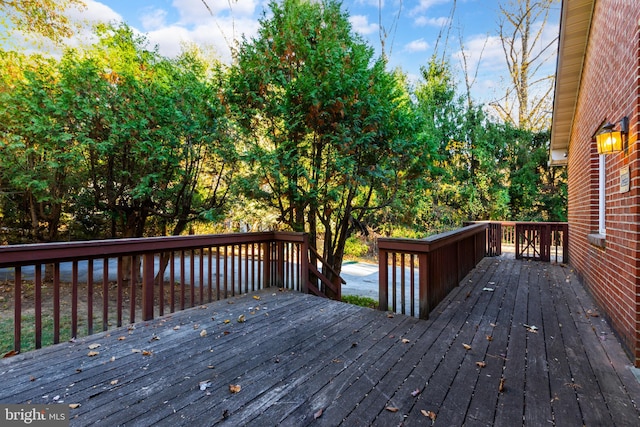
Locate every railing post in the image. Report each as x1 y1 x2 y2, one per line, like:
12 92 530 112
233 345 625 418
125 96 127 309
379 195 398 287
563 224 569 263
515 223 522 259
142 253 155 321
277 241 285 287
418 253 429 320
378 249 389 312
300 234 309 294
14 267 21 353
263 242 271 287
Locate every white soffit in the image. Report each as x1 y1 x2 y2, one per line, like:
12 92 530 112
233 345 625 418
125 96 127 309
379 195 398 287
549 0 595 166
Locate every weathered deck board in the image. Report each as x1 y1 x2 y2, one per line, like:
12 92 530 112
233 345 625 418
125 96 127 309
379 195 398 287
1 258 639 426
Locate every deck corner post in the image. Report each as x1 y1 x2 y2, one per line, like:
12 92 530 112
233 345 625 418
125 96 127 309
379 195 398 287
142 253 155 321
418 253 429 320
300 234 309 294
378 249 389 312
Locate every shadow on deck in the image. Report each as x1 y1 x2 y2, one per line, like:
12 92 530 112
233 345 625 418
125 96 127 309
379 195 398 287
1 258 639 426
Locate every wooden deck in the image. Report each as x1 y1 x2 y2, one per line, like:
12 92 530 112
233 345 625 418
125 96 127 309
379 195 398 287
2 258 639 426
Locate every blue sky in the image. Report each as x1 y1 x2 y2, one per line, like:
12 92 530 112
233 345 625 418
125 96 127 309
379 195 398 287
68 0 561 104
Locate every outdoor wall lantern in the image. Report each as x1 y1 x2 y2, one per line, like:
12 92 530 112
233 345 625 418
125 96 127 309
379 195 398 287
596 116 628 155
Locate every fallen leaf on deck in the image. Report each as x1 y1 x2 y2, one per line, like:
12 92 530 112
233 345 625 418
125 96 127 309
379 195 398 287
486 335 493 341
411 388 421 397
402 338 410 344
142 350 152 356
223 331 231 335
118 336 126 341
193 324 200 330
253 295 261 300
421 409 429 417
69 404 81 409
173 326 180 330
2 350 18 358
387 313 394 318
482 287 494 292
385 406 399 412
87 351 99 357
199 305 207 309
224 319 231 324
88 343 101 350
207 365 215 369
200 330 207 337
229 384 241 393
314 408 323 419
110 379 119 385
476 361 487 368
132 349 142 353
237 314 246 323
110 356 116 362
199 381 212 391
523 324 538 332
490 323 497 327
426 410 437 421
149 335 160 342
462 344 472 350
499 377 506 392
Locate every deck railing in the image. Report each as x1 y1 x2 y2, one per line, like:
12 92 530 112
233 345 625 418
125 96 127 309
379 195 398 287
377 223 487 319
467 221 569 263
0 232 338 354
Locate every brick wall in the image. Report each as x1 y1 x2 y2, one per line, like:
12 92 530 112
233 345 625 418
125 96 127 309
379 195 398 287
567 0 640 366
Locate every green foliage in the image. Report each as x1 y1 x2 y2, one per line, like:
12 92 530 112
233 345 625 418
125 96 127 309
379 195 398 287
0 24 237 241
342 294 378 309
343 235 369 259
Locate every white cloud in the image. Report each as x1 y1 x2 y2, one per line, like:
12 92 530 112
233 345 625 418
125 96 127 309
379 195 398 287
72 0 122 24
144 17 261 63
404 38 429 53
62 0 123 49
141 8 168 31
453 34 504 74
414 16 450 27
410 0 450 15
349 15 379 35
172 0 259 25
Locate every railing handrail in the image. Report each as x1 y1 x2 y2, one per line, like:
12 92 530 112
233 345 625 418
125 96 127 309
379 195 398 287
0 232 283 268
378 223 488 254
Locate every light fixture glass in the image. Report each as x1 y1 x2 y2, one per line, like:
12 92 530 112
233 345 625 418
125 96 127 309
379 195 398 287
596 128 623 154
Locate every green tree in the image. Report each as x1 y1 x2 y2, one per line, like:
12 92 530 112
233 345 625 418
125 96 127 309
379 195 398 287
505 127 566 221
0 24 236 242
70 24 236 238
228 0 418 294
0 52 84 242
